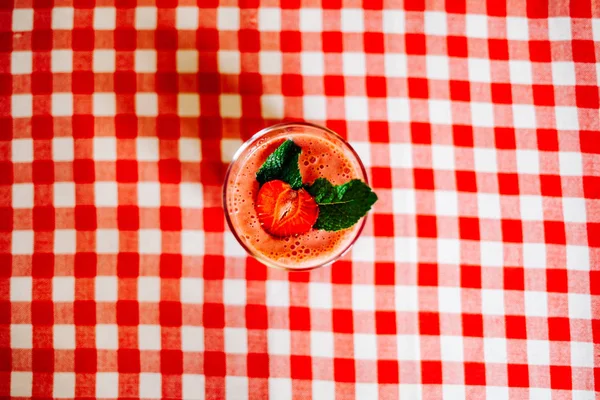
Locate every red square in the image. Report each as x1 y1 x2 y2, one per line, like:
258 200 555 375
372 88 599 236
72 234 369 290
408 78 428 98
334 358 356 382
589 223 600 247
532 85 555 106
203 303 225 328
75 349 97 373
31 116 52 139
576 85 599 108
202 255 224 280
246 305 268 329
33 207 55 232
114 72 136 93
540 175 562 197
546 269 568 293
74 301 96 325
501 219 523 243
32 30 52 51
161 350 183 375
203 352 225 376
462 314 483 337
464 362 486 385
417 215 437 238
32 301 54 325
75 253 97 277
453 125 473 147
32 161 54 184
376 311 397 335
155 29 177 50
572 40 596 63
548 317 570 341
0 348 10 371
281 0 301 8
72 71 95 94
364 32 384 53
404 0 424 10
505 315 527 339
446 0 465 12
491 83 512 104
114 29 136 51
204 207 224 232
160 254 182 278
322 0 342 8
196 30 219 51
529 40 551 62
324 75 345 96
238 29 260 52
373 214 394 237
419 312 439 335
0 32 11 52
159 160 182 184
75 206 97 231
507 364 529 387
281 74 303 96
449 80 471 101
550 366 572 390
418 263 438 286
369 121 389 143
156 72 178 93
375 262 395 285
504 267 524 290
498 173 519 195
117 301 139 326
544 221 566 244
327 120 347 138
494 127 516 149
32 253 54 278
74 0 96 7
32 349 54 372
290 356 312 380
405 34 426 55
459 217 480 241
160 302 182 326
155 116 178 139
488 39 509 60
0 302 9 324
118 253 139 277
160 207 182 231
411 122 431 144
570 0 592 16
421 361 442 384
332 309 353 333
378 360 399 383
72 29 95 50
281 31 302 52
536 129 558 151
414 168 434 190
197 73 219 94
456 170 477 192
0 74 10 96
366 76 387 97
118 349 140 373
0 208 10 230
527 0 548 17
332 260 352 283
372 167 392 188
118 206 139 231
247 353 269 378
322 31 343 52
447 36 468 57
32 73 53 94
73 160 95 183
584 177 600 199
461 265 481 288
73 116 94 138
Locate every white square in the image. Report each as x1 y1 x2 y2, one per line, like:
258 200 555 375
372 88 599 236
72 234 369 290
341 9 364 32
11 95 32 118
571 342 594 367
217 7 239 31
220 94 241 118
54 182 75 207
435 191 458 216
93 49 116 73
224 231 246 257
300 8 322 32
135 50 157 73
486 387 509 399
258 8 281 31
138 325 161 350
352 284 375 311
438 238 460 265
96 229 119 254
13 9 34 32
594 18 600 40
53 277 74 302
343 53 366 76
563 197 586 223
426 55 449 80
519 195 544 221
223 279 246 305
345 97 369 121
481 289 505 315
259 51 282 75
11 372 32 397
93 93 116 116
12 231 33 255
11 324 32 348
180 278 203 304
93 137 117 161
512 104 536 128
53 325 75 349
269 378 292 400
136 93 159 116
12 183 33 208
395 285 418 311
509 60 532 84
352 236 375 262
548 17 571 40
354 333 377 360
400 385 422 400
139 373 161 399
218 50 241 74
384 54 407 78
468 58 491 83
477 193 501 219
181 326 204 351
483 337 507 363
383 10 405 34
351 142 371 167
470 102 494 127
137 182 160 207
180 183 203 209
226 377 248 400
11 51 32 75
261 94 284 119
176 7 199 29
96 324 118 349
95 276 117 302
523 243 546 269
225 328 248 354
440 336 464 362
138 277 160 302
303 95 326 120
135 7 157 30
559 151 583 176
136 137 159 161
552 62 576 85
313 381 335 400
139 230 161 254
474 148 497 172
524 291 548 317
96 373 118 398
308 283 332 309
268 329 291 355
443 385 466 400
54 230 76 254
53 137 74 161
301 52 324 76
52 7 74 30
527 340 550 365
529 388 552 400
397 334 420 361
182 375 205 400
480 241 504 267
569 293 592 319
53 373 75 398
221 139 242 163
394 237 418 263
310 331 334 358
429 100 452 125
181 230 205 256
52 93 74 117
555 107 580 131
506 17 529 40
438 286 462 313
516 150 539 174
356 383 378 399
12 139 33 163
566 245 590 271
424 11 446 35
387 98 410 122
466 14 488 38
266 280 289 307
177 50 198 73
94 7 116 30
51 50 73 73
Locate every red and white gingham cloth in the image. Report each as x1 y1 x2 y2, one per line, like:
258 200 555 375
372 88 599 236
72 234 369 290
1 0 599 399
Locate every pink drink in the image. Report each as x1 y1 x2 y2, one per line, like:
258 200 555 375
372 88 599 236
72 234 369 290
224 123 369 270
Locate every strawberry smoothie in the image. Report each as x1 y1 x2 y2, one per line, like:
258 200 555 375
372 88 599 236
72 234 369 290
224 123 369 270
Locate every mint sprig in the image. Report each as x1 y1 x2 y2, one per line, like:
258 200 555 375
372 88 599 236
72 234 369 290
256 139 303 190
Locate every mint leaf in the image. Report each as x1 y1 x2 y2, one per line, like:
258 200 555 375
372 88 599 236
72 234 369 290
306 178 377 231
256 139 303 189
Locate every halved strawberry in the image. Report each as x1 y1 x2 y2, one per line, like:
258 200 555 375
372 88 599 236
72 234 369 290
255 180 319 237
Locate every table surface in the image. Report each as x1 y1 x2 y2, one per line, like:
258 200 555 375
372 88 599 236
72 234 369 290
2 1 599 399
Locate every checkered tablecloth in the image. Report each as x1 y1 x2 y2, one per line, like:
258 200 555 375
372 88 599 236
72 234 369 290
1 1 599 399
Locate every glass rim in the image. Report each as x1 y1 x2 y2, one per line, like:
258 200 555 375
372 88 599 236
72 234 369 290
222 121 369 272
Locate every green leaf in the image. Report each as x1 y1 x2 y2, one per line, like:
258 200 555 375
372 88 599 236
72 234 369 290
255 139 303 189
306 178 378 231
